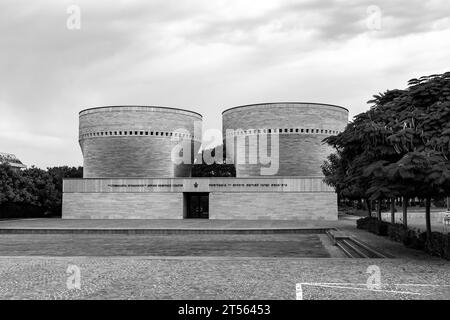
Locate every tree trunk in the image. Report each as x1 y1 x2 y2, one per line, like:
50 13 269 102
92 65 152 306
377 200 382 221
367 199 372 217
390 198 395 224
425 197 432 241
402 197 408 228
447 197 450 212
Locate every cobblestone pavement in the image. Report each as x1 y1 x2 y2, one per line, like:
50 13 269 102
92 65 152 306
0 219 448 300
0 256 448 300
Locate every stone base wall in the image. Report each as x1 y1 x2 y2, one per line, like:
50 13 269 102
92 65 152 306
63 193 183 219
210 192 337 220
63 191 337 220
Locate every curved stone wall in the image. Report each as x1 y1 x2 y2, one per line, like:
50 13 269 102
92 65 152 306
79 106 202 178
222 102 348 177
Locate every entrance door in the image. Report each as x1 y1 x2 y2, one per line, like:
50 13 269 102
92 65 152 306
186 193 209 219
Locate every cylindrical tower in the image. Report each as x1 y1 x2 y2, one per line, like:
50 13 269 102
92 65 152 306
222 102 348 177
79 106 202 178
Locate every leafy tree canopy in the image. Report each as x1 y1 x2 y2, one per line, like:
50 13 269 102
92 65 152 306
323 72 450 201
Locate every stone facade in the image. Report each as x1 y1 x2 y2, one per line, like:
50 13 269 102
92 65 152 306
62 190 336 220
79 106 202 178
210 192 337 220
63 193 183 219
62 177 336 220
222 103 348 177
62 102 347 220
80 138 198 178
228 134 336 176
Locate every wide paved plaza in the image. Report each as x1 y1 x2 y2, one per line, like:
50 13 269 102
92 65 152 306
0 218 448 300
0 256 449 300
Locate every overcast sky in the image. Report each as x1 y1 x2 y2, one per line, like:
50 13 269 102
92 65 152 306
1 0 449 168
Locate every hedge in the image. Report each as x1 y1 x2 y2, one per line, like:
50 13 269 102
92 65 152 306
357 217 450 260
0 203 54 219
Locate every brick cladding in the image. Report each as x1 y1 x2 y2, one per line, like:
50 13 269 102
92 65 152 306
210 192 338 220
222 103 348 177
79 106 202 178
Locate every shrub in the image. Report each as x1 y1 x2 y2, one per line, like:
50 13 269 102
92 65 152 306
0 203 48 218
356 216 372 229
387 223 403 242
425 232 450 259
375 220 389 236
359 217 389 236
358 217 449 260
386 223 425 249
432 198 447 208
0 164 83 218
408 231 427 250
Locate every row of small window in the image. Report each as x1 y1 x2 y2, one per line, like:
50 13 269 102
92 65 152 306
225 128 341 136
81 130 197 139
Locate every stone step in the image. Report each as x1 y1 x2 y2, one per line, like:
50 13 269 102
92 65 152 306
0 228 332 235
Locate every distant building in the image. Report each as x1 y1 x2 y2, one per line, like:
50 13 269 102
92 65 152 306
0 152 27 170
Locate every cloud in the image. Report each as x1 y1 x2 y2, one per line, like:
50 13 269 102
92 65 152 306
0 0 449 168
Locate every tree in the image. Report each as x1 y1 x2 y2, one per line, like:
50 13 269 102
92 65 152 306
0 164 34 205
0 164 83 217
46 166 83 214
323 72 450 241
192 145 236 177
323 92 405 217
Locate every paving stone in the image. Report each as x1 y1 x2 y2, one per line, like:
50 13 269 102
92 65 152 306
0 256 448 300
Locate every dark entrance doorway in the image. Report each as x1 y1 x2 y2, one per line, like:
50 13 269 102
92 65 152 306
185 193 209 219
